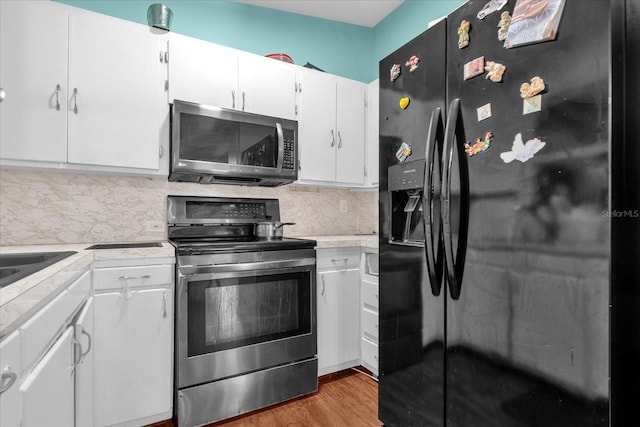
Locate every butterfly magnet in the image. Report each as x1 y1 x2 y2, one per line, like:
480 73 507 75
500 133 546 163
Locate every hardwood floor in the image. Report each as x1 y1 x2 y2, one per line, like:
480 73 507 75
153 368 381 427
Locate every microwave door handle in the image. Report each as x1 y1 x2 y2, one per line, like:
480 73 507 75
276 122 284 173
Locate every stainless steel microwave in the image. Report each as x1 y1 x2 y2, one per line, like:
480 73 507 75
169 100 298 186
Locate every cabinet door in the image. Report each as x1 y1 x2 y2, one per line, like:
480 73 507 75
297 71 337 182
0 1 68 163
93 288 173 426
75 297 94 427
366 79 380 187
168 34 239 109
0 331 21 427
67 11 164 170
317 269 361 375
20 327 75 427
335 79 366 185
238 54 297 120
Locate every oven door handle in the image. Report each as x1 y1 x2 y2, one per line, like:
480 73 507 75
179 257 316 275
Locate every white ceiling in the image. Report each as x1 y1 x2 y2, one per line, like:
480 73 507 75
234 0 404 27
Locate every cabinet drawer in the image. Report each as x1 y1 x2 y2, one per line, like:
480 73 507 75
362 307 378 341
361 279 379 310
317 248 360 271
93 264 173 291
361 337 378 371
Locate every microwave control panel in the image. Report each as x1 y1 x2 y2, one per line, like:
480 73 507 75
282 129 296 170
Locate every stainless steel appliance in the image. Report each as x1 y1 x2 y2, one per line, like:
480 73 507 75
168 196 317 427
379 0 640 426
169 100 298 186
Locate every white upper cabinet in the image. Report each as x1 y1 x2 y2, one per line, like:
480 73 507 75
0 1 167 175
67 10 166 170
365 79 380 187
238 54 297 120
297 71 337 182
297 69 366 186
167 34 239 109
168 33 297 120
0 1 68 163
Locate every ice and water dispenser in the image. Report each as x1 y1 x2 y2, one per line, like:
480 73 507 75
388 161 427 246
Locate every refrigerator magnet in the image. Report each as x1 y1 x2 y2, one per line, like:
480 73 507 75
458 20 471 48
390 64 401 81
484 61 506 82
465 132 493 157
463 56 485 80
399 97 410 109
523 95 542 114
497 11 511 41
477 103 492 121
500 133 546 163
520 76 545 98
405 55 420 72
477 0 508 19
395 142 412 162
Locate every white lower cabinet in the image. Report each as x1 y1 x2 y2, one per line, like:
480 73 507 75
20 327 75 427
92 264 173 427
0 331 21 427
316 248 361 375
75 297 94 427
361 248 379 376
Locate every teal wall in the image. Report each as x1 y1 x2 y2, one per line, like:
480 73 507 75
55 0 465 82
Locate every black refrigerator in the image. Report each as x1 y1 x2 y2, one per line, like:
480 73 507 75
378 0 640 426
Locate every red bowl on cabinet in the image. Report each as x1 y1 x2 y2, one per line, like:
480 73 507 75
266 53 294 64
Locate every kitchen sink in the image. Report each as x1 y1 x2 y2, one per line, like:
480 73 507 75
85 242 162 250
0 251 77 289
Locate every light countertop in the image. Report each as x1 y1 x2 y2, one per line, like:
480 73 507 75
0 242 175 338
0 236 377 338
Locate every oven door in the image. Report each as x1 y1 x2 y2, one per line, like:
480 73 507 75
176 249 317 388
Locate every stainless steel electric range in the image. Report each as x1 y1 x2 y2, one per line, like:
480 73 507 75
168 196 318 427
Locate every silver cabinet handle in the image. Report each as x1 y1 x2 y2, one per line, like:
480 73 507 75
55 84 61 111
337 131 343 148
72 325 92 373
162 291 168 318
0 87 5 103
118 274 150 299
330 130 335 147
232 90 236 109
321 275 326 296
331 258 349 263
0 368 17 395
72 88 79 114
242 92 245 111
118 274 151 280
79 327 92 363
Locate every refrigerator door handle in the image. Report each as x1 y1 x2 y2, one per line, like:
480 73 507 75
441 99 470 300
423 107 445 296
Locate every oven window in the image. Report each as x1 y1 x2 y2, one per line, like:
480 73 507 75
187 271 312 356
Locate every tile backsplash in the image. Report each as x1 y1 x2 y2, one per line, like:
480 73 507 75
0 170 378 246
